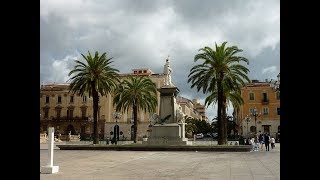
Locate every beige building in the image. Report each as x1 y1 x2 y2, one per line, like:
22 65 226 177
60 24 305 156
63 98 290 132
40 68 206 141
176 96 207 121
237 79 280 138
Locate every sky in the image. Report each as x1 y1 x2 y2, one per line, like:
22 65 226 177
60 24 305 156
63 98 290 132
40 0 280 122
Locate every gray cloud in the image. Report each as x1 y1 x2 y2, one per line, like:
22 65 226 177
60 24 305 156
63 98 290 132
40 0 279 121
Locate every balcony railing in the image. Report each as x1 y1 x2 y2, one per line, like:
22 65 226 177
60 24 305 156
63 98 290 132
41 116 105 122
261 99 269 105
50 116 89 122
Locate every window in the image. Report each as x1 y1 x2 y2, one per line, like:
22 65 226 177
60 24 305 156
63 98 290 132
45 96 50 103
277 108 280 115
44 108 49 118
250 126 256 132
263 125 270 133
249 93 254 100
67 109 74 119
58 96 62 103
143 70 147 73
82 96 87 103
139 70 142 73
263 107 269 115
262 93 268 101
276 91 280 100
70 96 74 103
56 108 61 118
81 108 87 118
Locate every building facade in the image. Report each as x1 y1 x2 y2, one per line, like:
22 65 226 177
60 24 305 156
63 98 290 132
237 80 280 138
40 68 206 140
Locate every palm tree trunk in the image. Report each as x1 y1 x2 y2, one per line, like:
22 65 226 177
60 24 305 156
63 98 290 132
91 82 99 144
133 104 138 143
217 78 224 145
222 97 228 144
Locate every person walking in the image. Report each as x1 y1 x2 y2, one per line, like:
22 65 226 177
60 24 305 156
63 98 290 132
264 133 270 151
259 133 264 150
270 136 275 149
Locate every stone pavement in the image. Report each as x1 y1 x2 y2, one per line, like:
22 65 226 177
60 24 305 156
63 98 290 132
40 143 280 180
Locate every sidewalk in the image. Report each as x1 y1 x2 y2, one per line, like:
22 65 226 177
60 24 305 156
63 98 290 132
40 143 280 179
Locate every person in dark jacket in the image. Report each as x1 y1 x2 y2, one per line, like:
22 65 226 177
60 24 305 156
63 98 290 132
264 133 270 151
259 133 264 150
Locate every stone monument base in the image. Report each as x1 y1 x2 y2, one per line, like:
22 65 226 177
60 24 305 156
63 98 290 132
41 165 59 174
143 123 188 145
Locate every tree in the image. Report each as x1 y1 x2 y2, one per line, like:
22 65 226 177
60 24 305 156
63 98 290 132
113 75 157 143
205 87 244 142
185 116 199 137
188 42 250 145
68 51 119 144
185 116 213 138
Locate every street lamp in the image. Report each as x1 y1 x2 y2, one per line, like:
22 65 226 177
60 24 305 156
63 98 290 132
112 112 121 145
250 107 260 134
245 115 251 138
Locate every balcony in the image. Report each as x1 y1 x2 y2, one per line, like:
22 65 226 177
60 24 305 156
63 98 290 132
51 116 89 122
261 99 269 105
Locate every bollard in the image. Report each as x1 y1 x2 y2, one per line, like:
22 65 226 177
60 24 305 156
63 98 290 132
41 127 59 174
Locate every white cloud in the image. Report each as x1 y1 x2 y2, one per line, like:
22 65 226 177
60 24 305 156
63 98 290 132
262 66 277 74
51 54 80 83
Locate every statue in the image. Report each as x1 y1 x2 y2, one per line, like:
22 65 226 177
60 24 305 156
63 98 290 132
177 109 185 123
163 56 172 86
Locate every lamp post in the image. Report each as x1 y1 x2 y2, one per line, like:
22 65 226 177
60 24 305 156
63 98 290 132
245 115 251 138
250 107 260 134
113 112 121 145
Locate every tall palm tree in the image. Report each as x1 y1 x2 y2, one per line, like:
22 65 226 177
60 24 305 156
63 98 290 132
68 51 119 144
113 75 157 143
188 42 250 145
205 86 244 143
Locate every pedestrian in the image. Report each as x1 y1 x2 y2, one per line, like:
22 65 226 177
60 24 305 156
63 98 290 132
250 137 255 151
254 135 259 151
264 133 270 151
270 136 275 149
259 133 264 150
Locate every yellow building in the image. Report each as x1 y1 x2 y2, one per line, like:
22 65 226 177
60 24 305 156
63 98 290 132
40 68 206 140
237 80 280 138
176 96 203 120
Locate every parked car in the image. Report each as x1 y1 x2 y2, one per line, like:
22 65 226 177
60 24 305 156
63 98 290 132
195 133 204 139
212 133 218 138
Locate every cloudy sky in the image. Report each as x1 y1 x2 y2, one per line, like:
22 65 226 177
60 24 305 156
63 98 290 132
40 0 280 121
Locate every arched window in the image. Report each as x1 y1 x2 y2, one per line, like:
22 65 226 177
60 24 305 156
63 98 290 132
250 126 256 132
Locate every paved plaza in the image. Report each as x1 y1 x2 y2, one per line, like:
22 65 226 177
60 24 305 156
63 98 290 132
40 143 280 180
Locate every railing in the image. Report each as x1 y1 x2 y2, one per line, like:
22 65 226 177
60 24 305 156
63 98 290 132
50 116 89 121
261 99 269 104
41 116 105 122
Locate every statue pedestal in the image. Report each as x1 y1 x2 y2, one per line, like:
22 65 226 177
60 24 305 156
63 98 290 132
143 123 188 145
144 86 188 145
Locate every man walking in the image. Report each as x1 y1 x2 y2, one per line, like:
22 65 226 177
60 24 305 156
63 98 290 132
264 133 270 151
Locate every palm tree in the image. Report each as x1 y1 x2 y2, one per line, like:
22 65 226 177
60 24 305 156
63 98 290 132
185 116 199 137
68 51 119 144
113 75 157 143
205 87 244 143
188 42 250 145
